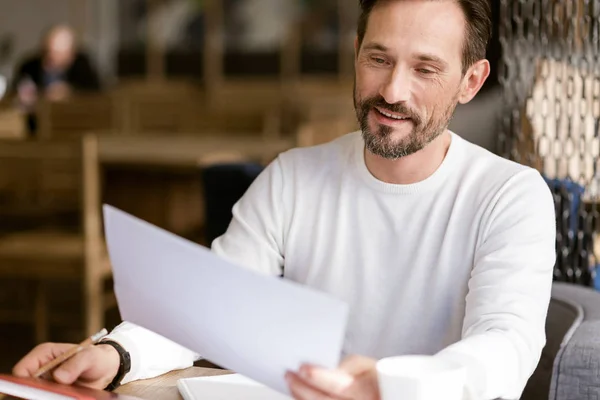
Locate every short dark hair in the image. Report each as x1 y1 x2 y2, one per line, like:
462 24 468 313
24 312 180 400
357 0 492 74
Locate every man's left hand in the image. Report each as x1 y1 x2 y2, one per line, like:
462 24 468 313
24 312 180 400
285 355 380 400
46 82 71 101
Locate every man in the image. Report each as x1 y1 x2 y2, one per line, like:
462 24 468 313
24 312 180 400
13 1 556 399
12 24 101 133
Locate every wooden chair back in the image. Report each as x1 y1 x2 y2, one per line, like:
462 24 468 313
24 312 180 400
0 133 102 239
37 95 115 139
0 139 80 225
0 107 26 140
113 80 204 134
207 80 284 114
204 81 284 137
189 106 281 138
0 134 107 340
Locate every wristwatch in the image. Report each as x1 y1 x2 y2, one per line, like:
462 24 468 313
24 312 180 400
96 339 131 391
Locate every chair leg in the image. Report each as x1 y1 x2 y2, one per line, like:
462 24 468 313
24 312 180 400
84 278 103 337
34 280 49 343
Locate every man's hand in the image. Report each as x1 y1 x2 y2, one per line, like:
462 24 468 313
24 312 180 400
17 79 38 109
13 342 121 390
286 355 380 400
45 82 71 101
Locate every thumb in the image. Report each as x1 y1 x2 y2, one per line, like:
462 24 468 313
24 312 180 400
52 352 94 385
339 355 377 375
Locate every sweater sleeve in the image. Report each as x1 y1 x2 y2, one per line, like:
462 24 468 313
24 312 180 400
435 169 556 400
101 157 287 383
101 321 200 385
210 156 286 276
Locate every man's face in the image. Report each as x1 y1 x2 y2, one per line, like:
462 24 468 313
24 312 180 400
354 0 467 159
45 29 75 71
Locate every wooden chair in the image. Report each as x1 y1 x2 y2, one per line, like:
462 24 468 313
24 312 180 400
112 79 284 138
207 79 284 114
0 107 26 140
0 134 113 342
188 106 282 138
113 80 205 134
204 80 285 137
37 95 115 139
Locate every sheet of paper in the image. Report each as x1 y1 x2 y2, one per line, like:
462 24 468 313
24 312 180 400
103 205 349 396
177 374 291 400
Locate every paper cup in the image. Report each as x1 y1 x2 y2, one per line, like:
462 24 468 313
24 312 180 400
377 355 466 400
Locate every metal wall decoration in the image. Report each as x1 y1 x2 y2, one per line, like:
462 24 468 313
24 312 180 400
498 0 600 286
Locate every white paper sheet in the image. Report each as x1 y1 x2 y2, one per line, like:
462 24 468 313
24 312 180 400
103 205 349 396
177 374 291 400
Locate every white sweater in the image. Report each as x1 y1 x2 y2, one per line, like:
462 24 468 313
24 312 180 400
106 131 556 400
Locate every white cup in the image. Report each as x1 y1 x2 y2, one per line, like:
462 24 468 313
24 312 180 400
376 355 466 400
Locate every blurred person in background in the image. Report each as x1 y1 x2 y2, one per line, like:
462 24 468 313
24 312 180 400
11 24 101 134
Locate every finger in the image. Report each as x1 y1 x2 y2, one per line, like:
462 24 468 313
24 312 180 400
297 364 354 395
13 343 76 377
52 351 96 385
286 371 337 400
338 355 377 375
339 356 380 400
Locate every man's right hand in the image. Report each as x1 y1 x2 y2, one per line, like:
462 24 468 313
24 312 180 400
12 342 121 390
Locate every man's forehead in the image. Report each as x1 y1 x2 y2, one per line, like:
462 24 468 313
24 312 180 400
363 0 465 61
47 32 75 51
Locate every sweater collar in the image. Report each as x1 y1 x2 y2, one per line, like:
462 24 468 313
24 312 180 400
352 130 461 194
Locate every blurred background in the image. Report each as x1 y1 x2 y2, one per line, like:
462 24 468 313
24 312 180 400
0 0 599 382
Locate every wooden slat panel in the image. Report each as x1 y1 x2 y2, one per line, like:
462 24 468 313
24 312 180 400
0 134 112 339
0 140 82 223
0 108 26 140
113 81 204 134
37 95 114 139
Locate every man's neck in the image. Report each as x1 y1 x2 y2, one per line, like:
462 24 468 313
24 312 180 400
364 130 452 185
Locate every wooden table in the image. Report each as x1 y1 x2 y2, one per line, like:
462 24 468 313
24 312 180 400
115 367 232 399
98 134 295 168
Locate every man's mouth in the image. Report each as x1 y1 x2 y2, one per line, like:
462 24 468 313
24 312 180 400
374 107 412 121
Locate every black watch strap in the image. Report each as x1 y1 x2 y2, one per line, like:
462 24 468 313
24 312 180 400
96 339 131 391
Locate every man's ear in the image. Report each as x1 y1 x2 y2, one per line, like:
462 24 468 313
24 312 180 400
457 59 490 104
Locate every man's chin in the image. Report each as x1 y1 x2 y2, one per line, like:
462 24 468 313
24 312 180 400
364 142 408 160
369 124 415 142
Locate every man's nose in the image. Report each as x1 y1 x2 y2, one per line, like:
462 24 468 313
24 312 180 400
379 67 412 105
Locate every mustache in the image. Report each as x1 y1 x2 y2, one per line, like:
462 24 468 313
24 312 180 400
359 96 421 125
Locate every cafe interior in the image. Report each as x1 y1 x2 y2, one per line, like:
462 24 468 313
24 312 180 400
1 1 600 398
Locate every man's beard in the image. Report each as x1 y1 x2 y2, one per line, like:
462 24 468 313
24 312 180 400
354 85 458 160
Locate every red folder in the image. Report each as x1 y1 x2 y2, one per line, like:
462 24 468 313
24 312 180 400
0 374 143 399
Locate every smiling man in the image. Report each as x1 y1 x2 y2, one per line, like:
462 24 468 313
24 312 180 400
14 1 556 399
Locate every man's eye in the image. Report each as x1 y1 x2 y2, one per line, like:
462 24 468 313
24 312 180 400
417 68 435 74
372 57 386 64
